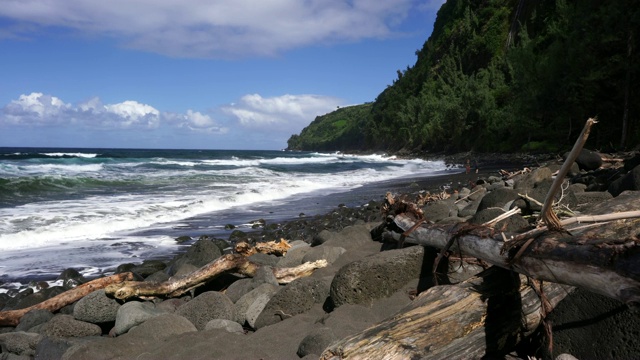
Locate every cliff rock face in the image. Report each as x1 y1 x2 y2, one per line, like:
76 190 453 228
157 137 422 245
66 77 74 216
288 0 640 153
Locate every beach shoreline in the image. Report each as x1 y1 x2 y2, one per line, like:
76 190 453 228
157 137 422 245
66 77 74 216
0 152 534 290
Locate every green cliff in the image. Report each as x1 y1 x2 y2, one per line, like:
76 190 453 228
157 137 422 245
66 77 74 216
287 0 640 153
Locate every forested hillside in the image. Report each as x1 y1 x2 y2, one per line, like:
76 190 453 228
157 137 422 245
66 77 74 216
287 0 640 153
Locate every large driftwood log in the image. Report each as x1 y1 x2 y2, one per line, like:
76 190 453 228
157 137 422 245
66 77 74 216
105 254 327 300
389 212 640 305
0 272 134 326
321 267 572 359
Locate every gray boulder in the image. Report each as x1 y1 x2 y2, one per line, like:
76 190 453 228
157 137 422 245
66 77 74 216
34 337 90 360
38 315 102 337
467 186 487 201
251 265 279 287
225 278 255 303
245 293 275 329
0 331 43 357
277 244 312 268
573 191 613 210
128 313 197 340
470 208 529 233
171 263 199 278
311 229 334 246
548 288 640 359
176 291 235 330
423 201 457 222
144 270 170 283
313 224 373 251
204 319 244 333
61 314 197 360
302 246 346 264
297 327 337 358
513 167 552 191
234 283 279 325
329 246 424 308
247 253 280 266
569 148 602 170
624 152 640 171
15 309 53 332
112 301 167 336
183 238 223 267
458 197 483 218
130 259 166 278
253 277 329 329
73 289 121 324
608 165 640 197
477 187 520 212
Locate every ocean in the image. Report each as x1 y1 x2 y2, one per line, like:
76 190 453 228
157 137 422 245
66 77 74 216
0 147 455 292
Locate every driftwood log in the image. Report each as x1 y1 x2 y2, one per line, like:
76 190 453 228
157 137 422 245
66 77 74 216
321 267 572 359
388 211 640 305
0 272 134 327
0 240 325 325
105 254 327 300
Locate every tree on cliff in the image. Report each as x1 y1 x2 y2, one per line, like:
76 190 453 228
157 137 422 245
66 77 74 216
287 0 640 153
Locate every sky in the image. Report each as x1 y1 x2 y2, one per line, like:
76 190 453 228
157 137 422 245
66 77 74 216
0 0 444 150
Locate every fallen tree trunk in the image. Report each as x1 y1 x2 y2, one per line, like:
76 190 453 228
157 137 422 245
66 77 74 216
105 254 327 300
321 267 572 359
0 272 134 327
389 213 640 305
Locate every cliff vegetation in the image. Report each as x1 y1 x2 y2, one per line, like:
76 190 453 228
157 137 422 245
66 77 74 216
287 0 640 154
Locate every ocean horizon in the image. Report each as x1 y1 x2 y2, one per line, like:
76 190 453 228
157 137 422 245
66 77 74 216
0 147 458 292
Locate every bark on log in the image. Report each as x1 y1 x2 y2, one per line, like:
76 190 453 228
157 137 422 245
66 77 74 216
321 267 572 360
390 214 640 305
105 254 327 300
0 272 134 327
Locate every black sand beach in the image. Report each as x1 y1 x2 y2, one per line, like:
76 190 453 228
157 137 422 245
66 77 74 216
3 151 639 360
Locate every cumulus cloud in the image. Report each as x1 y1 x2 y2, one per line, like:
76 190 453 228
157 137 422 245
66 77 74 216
164 110 229 134
0 92 228 134
3 93 71 125
222 94 344 133
0 0 425 58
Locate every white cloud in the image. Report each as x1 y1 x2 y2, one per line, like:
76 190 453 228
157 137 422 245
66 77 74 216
0 92 226 133
3 93 71 125
104 100 161 128
164 110 229 134
0 0 420 58
0 92 341 148
223 94 344 132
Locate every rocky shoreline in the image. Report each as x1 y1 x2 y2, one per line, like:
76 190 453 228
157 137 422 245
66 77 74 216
1 150 639 359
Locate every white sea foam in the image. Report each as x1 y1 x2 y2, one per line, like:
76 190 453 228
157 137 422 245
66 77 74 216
0 151 449 285
41 152 98 158
19 163 104 174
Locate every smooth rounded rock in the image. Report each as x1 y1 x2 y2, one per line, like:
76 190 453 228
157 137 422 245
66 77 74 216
15 309 54 332
73 289 121 324
0 331 43 356
126 313 197 340
176 291 235 330
329 246 424 308
297 327 337 358
277 245 312 268
253 277 329 329
251 265 279 287
225 278 255 303
477 187 519 212
470 208 529 232
301 246 346 264
38 315 102 337
204 319 244 334
234 283 279 325
113 301 167 336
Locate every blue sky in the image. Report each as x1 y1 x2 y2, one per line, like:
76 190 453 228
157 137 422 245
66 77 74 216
0 0 444 150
